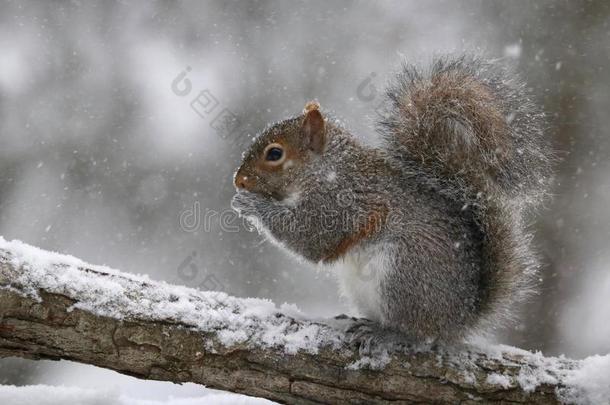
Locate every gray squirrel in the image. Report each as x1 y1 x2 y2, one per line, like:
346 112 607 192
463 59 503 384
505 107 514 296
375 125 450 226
231 55 553 343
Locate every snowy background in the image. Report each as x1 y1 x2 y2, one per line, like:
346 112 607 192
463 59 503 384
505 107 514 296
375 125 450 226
1 0 609 403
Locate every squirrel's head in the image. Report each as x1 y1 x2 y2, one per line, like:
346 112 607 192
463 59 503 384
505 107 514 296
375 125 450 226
234 101 327 200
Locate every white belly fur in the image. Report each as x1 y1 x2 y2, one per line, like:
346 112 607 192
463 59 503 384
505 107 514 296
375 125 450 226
332 243 392 321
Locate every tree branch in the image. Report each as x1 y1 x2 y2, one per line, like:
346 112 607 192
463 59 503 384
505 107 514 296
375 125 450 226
0 238 597 404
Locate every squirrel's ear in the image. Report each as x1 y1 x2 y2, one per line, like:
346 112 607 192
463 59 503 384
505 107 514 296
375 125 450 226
302 101 326 154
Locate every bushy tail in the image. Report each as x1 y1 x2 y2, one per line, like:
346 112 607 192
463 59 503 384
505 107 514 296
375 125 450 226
377 55 554 333
378 54 553 209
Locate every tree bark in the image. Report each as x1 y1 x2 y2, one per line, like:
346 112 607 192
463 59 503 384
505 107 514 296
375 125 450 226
0 241 581 404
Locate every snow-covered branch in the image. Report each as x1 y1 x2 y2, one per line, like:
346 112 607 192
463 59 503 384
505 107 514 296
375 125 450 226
0 237 606 404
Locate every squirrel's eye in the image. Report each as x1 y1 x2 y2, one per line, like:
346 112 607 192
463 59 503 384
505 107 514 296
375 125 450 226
263 143 286 166
266 147 283 161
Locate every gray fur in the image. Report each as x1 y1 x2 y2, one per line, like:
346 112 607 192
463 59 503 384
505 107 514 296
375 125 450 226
232 55 553 343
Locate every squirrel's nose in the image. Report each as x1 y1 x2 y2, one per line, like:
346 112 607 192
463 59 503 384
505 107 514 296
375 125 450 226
234 172 256 190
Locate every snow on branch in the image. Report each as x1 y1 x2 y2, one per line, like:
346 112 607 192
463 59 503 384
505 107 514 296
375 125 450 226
0 237 607 404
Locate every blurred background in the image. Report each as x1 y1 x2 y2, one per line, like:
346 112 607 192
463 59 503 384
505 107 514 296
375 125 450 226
0 0 609 402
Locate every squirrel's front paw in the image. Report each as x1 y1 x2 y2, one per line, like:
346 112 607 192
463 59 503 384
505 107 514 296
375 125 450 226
231 191 259 216
231 191 272 234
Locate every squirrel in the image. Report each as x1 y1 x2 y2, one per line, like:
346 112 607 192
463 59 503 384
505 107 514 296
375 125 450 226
231 55 553 343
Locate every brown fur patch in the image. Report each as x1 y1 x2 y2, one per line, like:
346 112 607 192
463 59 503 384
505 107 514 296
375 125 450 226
322 206 388 263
